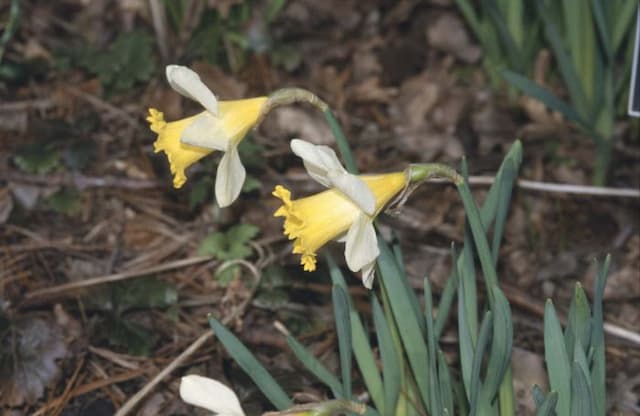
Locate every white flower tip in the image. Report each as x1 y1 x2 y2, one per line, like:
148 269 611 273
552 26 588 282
215 147 246 208
361 262 376 289
165 64 219 115
180 375 245 416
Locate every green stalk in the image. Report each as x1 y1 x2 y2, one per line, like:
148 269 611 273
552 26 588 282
323 110 359 174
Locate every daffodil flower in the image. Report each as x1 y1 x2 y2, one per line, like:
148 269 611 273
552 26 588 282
273 139 408 288
148 65 268 207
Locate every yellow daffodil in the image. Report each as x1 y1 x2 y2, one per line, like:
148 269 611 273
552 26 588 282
274 139 407 288
148 65 267 207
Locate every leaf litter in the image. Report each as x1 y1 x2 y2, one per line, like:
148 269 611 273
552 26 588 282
0 0 638 414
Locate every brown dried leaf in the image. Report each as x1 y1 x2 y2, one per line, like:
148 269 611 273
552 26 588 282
191 61 247 99
426 13 481 63
0 317 67 406
260 107 334 146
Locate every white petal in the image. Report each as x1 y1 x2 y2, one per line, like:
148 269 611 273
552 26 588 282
290 139 345 187
215 146 246 208
166 65 219 115
344 213 379 283
181 112 230 151
327 171 376 215
361 261 376 289
179 375 245 416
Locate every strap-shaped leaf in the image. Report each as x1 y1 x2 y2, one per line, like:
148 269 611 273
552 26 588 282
484 285 514 399
332 285 352 399
437 349 455 415
502 70 587 131
392 242 427 336
372 295 400 415
570 361 595 416
590 255 611 416
434 245 459 339
377 239 431 410
327 255 384 411
564 283 592 361
424 277 442 413
285 335 343 399
209 317 293 410
469 311 493 416
535 390 559 416
544 300 571 416
490 158 517 266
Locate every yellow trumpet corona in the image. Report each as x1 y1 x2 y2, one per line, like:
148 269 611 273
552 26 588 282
147 97 267 189
273 172 407 272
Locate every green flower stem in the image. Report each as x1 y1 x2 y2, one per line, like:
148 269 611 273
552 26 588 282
264 88 329 113
409 163 464 185
262 88 358 174
323 110 358 174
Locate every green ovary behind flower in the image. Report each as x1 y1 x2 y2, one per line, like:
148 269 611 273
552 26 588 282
273 172 407 272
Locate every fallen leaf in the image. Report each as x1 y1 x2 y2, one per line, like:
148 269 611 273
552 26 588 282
260 107 334 146
426 13 481 63
191 61 247 99
0 316 67 406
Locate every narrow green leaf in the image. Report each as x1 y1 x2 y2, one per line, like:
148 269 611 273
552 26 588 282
456 178 499 295
326 256 385 412
392 242 427 337
437 349 455 415
536 0 588 115
424 277 442 413
498 366 516 416
434 247 458 340
589 0 612 59
570 361 594 416
476 140 523 231
377 239 431 410
454 0 484 42
285 335 343 399
209 317 293 410
485 286 514 400
460 225 479 339
544 300 571 416
373 295 400 415
590 255 611 416
490 159 517 265
535 391 559 416
502 70 587 130
332 285 352 399
564 283 592 361
458 269 475 401
469 311 493 416
612 0 637 53
483 0 525 71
